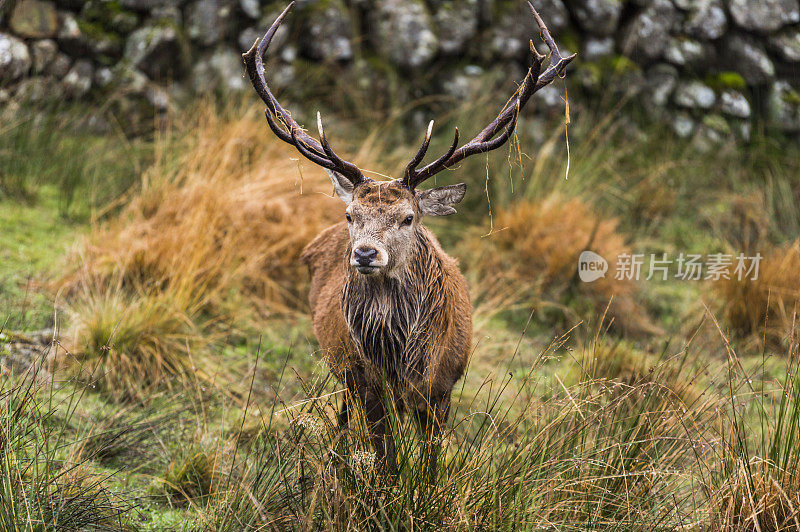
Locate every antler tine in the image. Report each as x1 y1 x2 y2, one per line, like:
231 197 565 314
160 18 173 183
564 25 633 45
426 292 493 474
243 2 366 185
528 2 577 90
404 120 434 181
289 119 337 169
405 127 459 188
316 112 364 181
400 1 575 188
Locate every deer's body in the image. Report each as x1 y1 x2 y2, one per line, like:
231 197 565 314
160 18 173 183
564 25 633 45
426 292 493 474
243 0 573 478
302 220 470 412
301 181 471 475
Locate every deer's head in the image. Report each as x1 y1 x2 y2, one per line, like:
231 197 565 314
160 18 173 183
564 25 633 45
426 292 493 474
243 1 575 276
328 174 465 275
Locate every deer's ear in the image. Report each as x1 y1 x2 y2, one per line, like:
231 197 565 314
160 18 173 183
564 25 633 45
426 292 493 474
417 183 467 216
325 169 354 204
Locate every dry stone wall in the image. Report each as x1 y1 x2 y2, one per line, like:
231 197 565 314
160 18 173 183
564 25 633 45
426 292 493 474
2 0 800 138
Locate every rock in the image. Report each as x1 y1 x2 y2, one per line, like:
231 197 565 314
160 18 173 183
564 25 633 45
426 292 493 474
62 59 93 98
0 33 31 83
112 62 149 93
724 35 775 85
82 25 124 61
280 44 297 63
702 114 731 136
13 75 61 102
683 0 727 40
673 80 715 109
439 64 485 100
186 0 232 47
119 0 177 10
643 64 678 107
94 66 114 88
534 83 565 110
768 29 800 62
582 37 614 61
767 80 800 132
565 0 621 37
240 0 260 19
151 5 182 24
370 0 438 70
485 11 528 61
621 0 679 64
124 24 187 80
434 1 478 55
146 84 170 110
53 0 85 9
31 39 57 74
191 47 247 93
81 0 139 34
299 2 354 62
56 11 85 55
9 0 58 38
693 123 726 151
484 1 567 62
526 0 570 33
718 89 751 118
269 62 296 92
670 112 695 138
0 330 53 376
728 0 800 33
664 37 715 70
733 119 751 141
50 52 71 77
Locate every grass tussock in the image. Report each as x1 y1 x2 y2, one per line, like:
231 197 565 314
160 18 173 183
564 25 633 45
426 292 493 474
65 283 206 397
716 241 800 342
0 358 134 529
463 194 658 336
709 328 800 530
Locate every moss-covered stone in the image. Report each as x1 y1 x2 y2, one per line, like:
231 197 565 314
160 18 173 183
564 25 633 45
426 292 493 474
76 19 124 63
702 113 731 135
705 71 747 92
81 0 139 34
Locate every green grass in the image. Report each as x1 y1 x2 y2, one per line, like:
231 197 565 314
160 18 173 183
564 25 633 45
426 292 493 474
0 186 83 330
1 98 800 528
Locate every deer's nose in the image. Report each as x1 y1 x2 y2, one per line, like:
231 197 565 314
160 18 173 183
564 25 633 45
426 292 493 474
353 247 378 266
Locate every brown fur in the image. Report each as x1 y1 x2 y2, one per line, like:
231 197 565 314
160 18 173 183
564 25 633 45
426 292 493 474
300 181 471 476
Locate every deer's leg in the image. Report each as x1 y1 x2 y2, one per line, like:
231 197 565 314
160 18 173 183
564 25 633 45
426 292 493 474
337 396 350 429
338 372 357 431
414 394 450 483
363 389 398 475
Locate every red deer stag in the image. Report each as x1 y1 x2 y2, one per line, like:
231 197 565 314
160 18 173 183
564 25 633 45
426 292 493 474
243 2 574 477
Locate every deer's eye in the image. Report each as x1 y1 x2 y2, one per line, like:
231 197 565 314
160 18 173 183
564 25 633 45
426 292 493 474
345 213 352 223
401 215 414 226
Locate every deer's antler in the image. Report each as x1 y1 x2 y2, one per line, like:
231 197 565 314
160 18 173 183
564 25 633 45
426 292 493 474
242 2 367 187
402 1 576 189
244 2 575 191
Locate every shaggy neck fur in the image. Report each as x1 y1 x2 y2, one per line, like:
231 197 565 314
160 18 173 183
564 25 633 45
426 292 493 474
342 228 448 384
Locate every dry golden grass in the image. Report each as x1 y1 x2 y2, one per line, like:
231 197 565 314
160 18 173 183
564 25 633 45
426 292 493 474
715 458 800 531
63 106 342 316
716 241 800 341
58 105 350 395
462 195 657 336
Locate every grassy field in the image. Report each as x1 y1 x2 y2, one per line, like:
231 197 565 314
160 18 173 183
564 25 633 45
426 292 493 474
2 96 800 530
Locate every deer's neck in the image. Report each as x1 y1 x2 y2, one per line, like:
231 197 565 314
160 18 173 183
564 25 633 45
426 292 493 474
342 230 446 380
